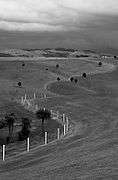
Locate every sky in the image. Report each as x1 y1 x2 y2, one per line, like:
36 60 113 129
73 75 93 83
0 0 118 54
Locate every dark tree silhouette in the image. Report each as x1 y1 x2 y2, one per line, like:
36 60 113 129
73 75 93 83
98 61 102 66
46 68 48 70
18 81 22 87
70 77 74 82
18 117 31 141
22 62 25 66
5 113 15 138
56 64 59 68
57 77 60 81
74 78 78 83
82 73 87 78
36 108 51 133
0 119 7 129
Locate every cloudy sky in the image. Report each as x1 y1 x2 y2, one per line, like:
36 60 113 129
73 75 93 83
0 0 118 54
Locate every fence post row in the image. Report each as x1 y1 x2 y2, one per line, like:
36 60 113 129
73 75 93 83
7 97 70 161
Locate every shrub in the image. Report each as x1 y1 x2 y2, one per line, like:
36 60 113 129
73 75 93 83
0 120 7 129
18 129 30 141
18 82 22 87
36 108 51 133
74 79 78 83
98 61 102 66
56 64 59 68
70 77 74 82
57 77 60 81
22 62 25 66
82 73 87 78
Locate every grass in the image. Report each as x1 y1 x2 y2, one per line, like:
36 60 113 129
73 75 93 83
0 57 99 158
0 56 118 179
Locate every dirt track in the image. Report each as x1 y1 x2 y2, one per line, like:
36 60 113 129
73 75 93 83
0 58 118 180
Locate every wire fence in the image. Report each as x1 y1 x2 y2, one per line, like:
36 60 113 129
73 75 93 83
0 93 71 162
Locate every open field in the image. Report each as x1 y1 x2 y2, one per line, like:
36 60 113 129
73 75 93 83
0 55 118 179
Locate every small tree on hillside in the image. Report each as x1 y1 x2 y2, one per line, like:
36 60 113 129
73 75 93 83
5 113 15 138
56 64 59 69
36 108 51 133
82 73 87 78
18 117 31 141
74 78 78 83
98 61 102 67
22 62 25 67
70 77 74 82
57 77 60 81
18 81 22 87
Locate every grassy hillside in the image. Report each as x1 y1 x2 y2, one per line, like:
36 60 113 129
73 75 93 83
0 55 118 179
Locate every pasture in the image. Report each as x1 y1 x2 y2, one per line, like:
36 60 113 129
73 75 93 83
0 56 118 179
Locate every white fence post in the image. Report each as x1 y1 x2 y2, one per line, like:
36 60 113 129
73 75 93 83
27 137 30 152
45 132 48 145
24 94 27 101
64 124 66 135
21 96 24 104
63 113 65 123
44 94 46 98
27 100 31 108
34 93 36 99
66 117 69 132
35 104 38 111
57 128 60 140
2 145 5 161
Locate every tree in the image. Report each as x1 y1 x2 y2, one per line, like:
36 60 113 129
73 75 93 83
57 77 60 81
0 119 7 129
56 64 59 68
36 108 51 133
70 77 74 82
18 117 31 141
5 113 15 138
22 62 25 66
74 78 78 83
18 81 22 87
98 61 102 66
82 73 87 78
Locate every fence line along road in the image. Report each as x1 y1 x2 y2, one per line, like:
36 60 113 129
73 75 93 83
1 93 70 162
